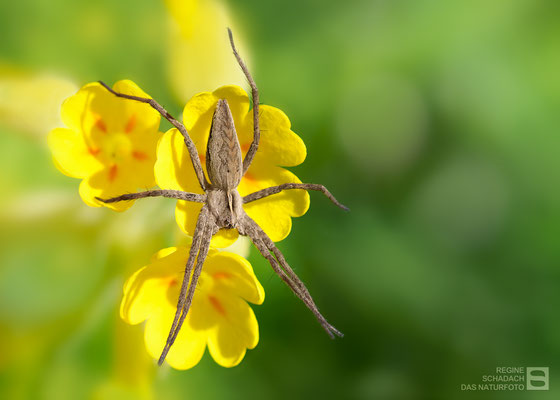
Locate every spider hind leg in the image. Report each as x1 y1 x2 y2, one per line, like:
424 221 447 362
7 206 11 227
239 215 343 338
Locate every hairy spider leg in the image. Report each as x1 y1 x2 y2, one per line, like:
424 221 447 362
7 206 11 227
158 206 214 365
265 235 343 337
227 28 260 176
243 183 349 211
97 190 206 204
240 216 343 338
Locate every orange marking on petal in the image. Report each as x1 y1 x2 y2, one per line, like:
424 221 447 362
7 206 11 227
208 295 226 316
95 117 107 133
241 143 250 153
88 147 100 156
243 172 256 182
108 164 118 181
125 114 136 133
198 154 206 164
213 272 231 280
160 277 177 287
132 151 148 161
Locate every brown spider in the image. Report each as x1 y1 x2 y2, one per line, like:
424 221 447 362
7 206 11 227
97 29 348 365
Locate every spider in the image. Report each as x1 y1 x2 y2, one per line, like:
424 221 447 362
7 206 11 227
97 29 348 365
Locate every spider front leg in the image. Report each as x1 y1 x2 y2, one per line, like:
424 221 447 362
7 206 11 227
243 183 349 211
240 216 343 338
227 28 260 175
96 189 206 204
98 81 210 191
158 206 216 365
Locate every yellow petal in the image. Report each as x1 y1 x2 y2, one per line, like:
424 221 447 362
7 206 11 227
205 252 264 305
78 163 157 212
120 247 187 325
149 246 182 262
137 246 213 370
240 161 310 242
112 80 160 136
183 85 250 154
248 105 307 167
78 162 152 212
181 91 216 155
61 81 159 144
144 307 207 370
206 295 259 367
164 0 250 103
221 236 251 259
128 129 162 189
60 82 105 139
47 127 103 178
154 128 204 193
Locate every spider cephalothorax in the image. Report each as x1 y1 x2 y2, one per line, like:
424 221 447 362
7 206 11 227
98 29 348 365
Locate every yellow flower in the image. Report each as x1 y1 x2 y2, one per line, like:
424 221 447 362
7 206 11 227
155 85 310 247
0 66 77 139
121 245 264 369
48 80 162 211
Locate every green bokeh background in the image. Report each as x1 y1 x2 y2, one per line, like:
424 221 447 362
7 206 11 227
1 0 559 399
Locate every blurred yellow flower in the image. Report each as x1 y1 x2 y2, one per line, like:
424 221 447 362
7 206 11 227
121 245 264 369
48 80 162 211
155 85 310 247
0 66 77 139
163 0 251 102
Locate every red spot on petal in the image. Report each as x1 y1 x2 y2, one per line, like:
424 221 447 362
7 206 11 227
208 295 226 316
125 115 136 133
108 164 118 181
244 172 256 182
160 278 177 287
213 272 231 280
95 117 107 133
132 151 148 161
88 147 100 156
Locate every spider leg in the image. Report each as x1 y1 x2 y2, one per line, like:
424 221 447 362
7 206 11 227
243 183 349 211
158 206 214 365
240 216 343 338
98 81 210 191
227 28 260 175
96 189 206 204
161 223 213 363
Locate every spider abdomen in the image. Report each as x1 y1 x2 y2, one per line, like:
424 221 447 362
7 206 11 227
206 99 243 190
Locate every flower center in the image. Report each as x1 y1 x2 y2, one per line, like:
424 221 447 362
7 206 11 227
102 132 132 162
